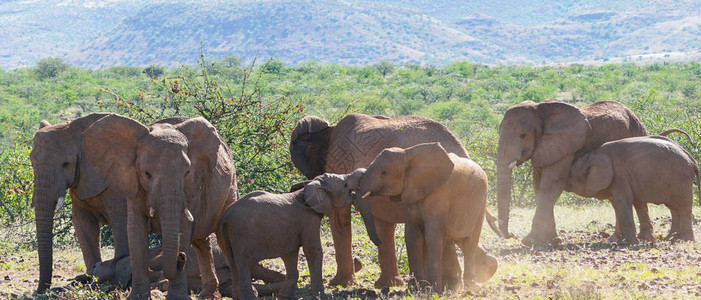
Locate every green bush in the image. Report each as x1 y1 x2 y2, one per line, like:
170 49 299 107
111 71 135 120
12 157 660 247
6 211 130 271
102 55 306 195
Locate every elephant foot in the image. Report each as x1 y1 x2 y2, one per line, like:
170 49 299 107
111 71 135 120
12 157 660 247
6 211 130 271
638 230 657 244
476 255 498 283
374 274 404 288
665 231 694 242
198 289 221 300
617 235 639 246
165 291 193 300
127 290 151 300
328 273 356 287
521 234 561 247
463 279 481 293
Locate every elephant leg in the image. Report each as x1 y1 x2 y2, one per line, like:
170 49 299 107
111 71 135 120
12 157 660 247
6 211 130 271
102 190 129 260
523 156 572 247
278 249 300 299
251 263 286 283
633 201 655 243
457 236 478 292
441 243 461 292
328 205 356 287
233 254 255 300
423 222 445 293
611 190 638 245
72 204 102 270
533 167 542 196
373 218 403 288
665 204 680 240
126 207 150 299
301 238 324 297
192 237 220 299
405 222 426 290
678 204 695 241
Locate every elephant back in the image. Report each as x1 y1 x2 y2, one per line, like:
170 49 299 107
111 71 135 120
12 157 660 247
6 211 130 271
579 101 647 155
325 114 469 174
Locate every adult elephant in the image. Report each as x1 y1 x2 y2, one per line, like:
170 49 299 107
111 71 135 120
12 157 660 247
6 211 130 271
31 114 194 294
496 100 647 246
82 114 237 299
31 113 125 294
290 113 480 288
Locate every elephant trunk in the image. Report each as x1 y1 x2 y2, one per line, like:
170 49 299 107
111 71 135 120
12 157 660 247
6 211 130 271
159 198 185 281
496 154 515 239
353 196 381 247
33 175 59 294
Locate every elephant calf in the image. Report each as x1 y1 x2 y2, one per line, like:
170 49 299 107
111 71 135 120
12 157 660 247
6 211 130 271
217 172 380 300
567 136 700 244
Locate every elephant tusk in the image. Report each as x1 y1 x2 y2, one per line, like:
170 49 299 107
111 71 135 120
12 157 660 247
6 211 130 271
55 196 65 211
184 208 194 222
361 191 372 199
148 207 156 218
508 160 518 169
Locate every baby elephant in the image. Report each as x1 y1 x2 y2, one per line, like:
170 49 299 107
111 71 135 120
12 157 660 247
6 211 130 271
217 171 381 300
567 136 700 244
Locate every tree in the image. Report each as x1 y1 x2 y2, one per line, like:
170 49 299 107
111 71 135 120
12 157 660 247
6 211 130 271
373 59 395 78
34 57 69 79
143 64 165 79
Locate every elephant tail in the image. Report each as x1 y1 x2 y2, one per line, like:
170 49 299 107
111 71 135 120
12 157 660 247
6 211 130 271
695 162 700 206
659 129 697 150
484 208 506 238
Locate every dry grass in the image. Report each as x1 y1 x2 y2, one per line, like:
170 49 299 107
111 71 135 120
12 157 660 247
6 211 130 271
2 203 700 299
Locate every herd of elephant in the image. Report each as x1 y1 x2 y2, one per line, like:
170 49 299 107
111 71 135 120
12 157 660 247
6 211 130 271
30 99 699 299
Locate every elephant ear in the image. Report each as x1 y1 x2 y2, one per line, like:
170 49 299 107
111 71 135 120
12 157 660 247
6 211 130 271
532 101 590 168
73 114 114 199
401 143 454 204
176 117 227 176
304 179 333 216
82 114 149 200
584 153 613 196
289 116 331 179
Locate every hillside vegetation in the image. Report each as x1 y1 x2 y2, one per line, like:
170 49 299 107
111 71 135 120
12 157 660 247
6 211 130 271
1 56 700 298
2 0 701 68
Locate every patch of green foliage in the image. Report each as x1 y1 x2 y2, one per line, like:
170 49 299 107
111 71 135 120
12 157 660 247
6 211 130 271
0 56 699 256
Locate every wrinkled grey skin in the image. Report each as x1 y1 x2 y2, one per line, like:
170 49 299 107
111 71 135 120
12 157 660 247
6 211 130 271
290 113 475 288
217 171 379 300
82 114 237 299
496 100 647 247
567 136 700 244
355 143 497 293
31 113 124 294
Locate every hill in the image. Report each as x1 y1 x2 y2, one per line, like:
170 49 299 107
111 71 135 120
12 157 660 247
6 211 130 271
1 0 701 68
63 0 516 68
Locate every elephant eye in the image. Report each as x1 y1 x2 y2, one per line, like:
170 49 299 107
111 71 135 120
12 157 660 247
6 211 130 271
62 161 70 168
145 171 152 179
519 133 527 138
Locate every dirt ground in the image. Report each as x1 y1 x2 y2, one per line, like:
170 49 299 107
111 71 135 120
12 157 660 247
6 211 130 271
2 204 700 299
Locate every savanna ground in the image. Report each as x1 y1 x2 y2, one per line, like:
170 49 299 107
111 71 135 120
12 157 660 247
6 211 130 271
2 203 700 299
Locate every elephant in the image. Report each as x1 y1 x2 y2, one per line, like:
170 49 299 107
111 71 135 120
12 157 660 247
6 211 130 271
566 135 700 244
289 113 489 288
30 113 129 294
217 171 380 300
356 142 498 292
86 234 286 297
81 114 237 299
496 100 647 246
